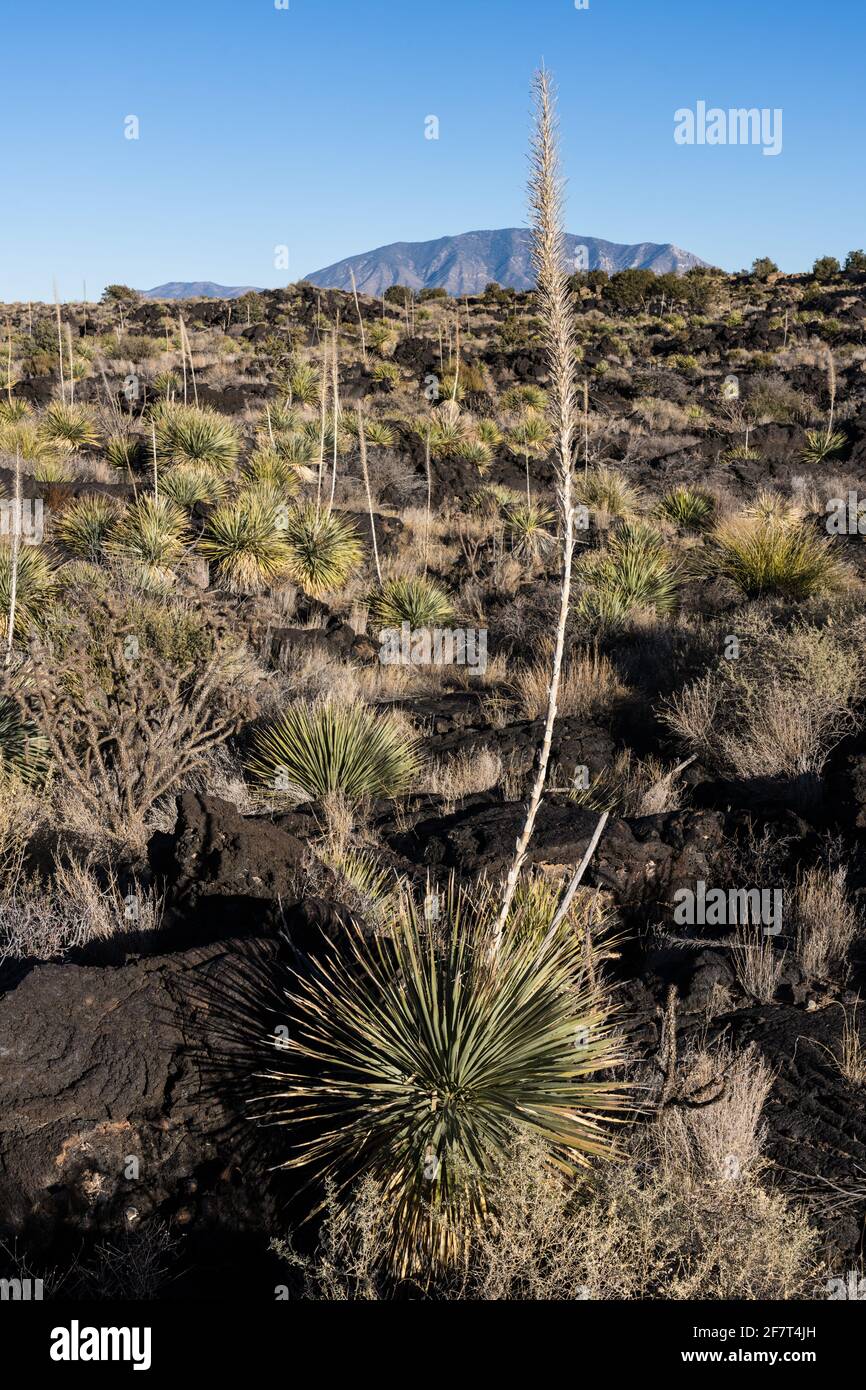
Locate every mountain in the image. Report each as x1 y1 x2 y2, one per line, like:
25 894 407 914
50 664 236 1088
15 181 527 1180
305 229 707 296
142 281 263 300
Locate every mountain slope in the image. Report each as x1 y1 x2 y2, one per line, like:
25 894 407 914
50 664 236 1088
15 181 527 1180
305 229 707 296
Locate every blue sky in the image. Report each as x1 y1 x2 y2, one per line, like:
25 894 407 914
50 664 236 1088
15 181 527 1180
1 0 862 301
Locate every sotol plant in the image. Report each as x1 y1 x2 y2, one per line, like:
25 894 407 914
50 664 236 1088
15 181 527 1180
369 576 454 630
576 521 680 627
54 494 119 561
151 402 239 473
255 880 626 1274
107 494 189 571
280 503 363 597
199 496 291 593
247 698 419 801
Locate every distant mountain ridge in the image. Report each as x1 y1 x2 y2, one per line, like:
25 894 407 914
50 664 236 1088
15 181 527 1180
142 281 263 301
305 229 707 296
142 230 707 301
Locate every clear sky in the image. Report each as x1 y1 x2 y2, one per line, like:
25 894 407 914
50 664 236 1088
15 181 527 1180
1 0 862 301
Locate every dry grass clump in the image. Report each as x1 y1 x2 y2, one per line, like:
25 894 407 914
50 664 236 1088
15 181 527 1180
706 512 847 599
514 646 625 720
663 620 863 780
790 864 859 979
575 465 642 520
731 925 787 1002
416 746 503 810
0 860 162 962
655 1041 772 1182
570 747 690 817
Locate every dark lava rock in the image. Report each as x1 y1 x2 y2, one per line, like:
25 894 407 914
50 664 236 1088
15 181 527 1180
149 793 308 934
0 930 290 1274
384 798 729 910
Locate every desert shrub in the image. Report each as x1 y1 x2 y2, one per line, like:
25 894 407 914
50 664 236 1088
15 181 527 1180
663 619 863 779
465 1125 818 1301
27 613 238 842
747 374 810 425
107 494 189 571
706 514 845 599
576 521 680 625
280 504 363 596
791 864 859 979
369 576 454 630
151 402 239 473
53 494 119 560
199 496 291 593
0 862 162 962
247 697 419 801
257 881 625 1275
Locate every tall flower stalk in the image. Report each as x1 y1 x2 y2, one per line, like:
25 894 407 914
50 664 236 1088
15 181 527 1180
494 68 581 948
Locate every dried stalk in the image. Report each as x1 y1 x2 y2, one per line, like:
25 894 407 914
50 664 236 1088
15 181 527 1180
494 68 580 949
357 403 382 584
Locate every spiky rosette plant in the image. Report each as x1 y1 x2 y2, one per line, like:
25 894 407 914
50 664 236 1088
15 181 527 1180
656 486 714 531
576 520 680 626
107 494 189 571
40 401 101 451
160 463 229 507
0 691 49 784
503 500 556 560
254 880 626 1274
199 496 291 593
246 697 419 801
369 576 454 630
243 448 304 494
53 494 119 561
280 504 363 597
286 360 321 406
151 402 240 473
0 540 57 638
802 428 847 464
